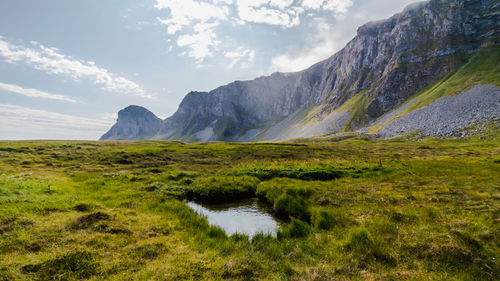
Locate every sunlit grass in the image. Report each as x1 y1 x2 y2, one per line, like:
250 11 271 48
0 133 498 280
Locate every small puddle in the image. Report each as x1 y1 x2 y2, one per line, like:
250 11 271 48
187 198 281 238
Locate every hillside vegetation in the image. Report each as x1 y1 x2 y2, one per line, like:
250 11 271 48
0 133 499 280
368 45 500 134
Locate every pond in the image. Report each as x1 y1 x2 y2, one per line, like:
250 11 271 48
187 198 282 238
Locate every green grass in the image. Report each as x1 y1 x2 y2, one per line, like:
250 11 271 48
0 134 499 280
21 251 100 281
340 89 372 130
234 164 347 181
186 176 259 203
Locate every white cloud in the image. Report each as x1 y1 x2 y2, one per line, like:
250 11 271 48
0 38 153 99
272 0 418 74
156 0 231 63
269 0 294 9
155 0 229 35
301 0 323 10
213 0 233 4
177 22 220 64
322 0 353 14
271 0 422 73
236 0 300 27
224 47 255 69
154 0 353 67
270 17 345 72
233 0 353 26
271 45 332 72
0 104 113 140
0 82 77 103
301 0 353 13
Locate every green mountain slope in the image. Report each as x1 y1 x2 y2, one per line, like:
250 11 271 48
368 45 500 134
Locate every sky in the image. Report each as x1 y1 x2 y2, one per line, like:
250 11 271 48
0 0 418 140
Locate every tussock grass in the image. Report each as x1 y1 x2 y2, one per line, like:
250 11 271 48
0 133 498 280
186 176 259 203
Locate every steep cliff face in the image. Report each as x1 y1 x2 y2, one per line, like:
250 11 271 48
102 0 500 142
100 106 162 140
155 73 301 141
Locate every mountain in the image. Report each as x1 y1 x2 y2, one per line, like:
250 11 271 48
100 105 162 140
101 0 500 142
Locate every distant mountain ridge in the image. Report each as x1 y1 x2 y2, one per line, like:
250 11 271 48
100 105 162 140
101 0 500 142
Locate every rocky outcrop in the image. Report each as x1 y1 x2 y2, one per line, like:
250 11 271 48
377 85 500 138
100 106 162 140
102 0 500 142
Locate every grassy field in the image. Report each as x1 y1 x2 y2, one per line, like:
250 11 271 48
0 133 499 280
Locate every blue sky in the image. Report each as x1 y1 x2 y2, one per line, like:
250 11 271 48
0 0 417 140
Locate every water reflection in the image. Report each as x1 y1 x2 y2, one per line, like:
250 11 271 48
187 198 281 238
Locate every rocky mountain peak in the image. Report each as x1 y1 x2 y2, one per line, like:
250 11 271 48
100 105 162 140
102 0 499 142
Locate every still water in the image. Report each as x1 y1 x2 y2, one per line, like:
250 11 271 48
187 198 281 238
